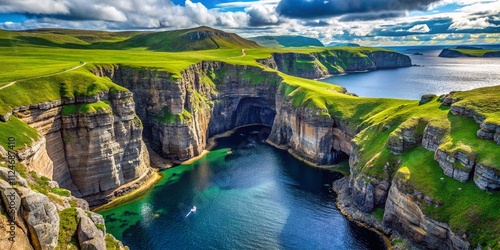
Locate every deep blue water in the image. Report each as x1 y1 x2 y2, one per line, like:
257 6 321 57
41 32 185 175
99 126 386 250
321 46 500 100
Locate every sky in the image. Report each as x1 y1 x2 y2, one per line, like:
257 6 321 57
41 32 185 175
0 0 499 46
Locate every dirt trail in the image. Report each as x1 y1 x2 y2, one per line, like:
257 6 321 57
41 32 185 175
0 62 87 91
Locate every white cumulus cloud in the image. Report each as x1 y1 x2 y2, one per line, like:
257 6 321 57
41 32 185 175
408 24 430 32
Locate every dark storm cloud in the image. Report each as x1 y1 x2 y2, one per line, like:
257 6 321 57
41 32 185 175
276 0 440 19
338 11 406 22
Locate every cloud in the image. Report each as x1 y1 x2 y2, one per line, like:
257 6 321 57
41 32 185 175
276 0 441 18
338 11 407 22
246 3 280 26
0 0 253 29
408 24 430 32
0 0 69 14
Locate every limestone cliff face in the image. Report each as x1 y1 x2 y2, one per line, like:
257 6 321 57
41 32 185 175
257 50 411 79
367 51 412 69
270 53 328 79
11 90 151 204
60 91 150 199
383 177 470 250
267 91 334 165
96 62 281 162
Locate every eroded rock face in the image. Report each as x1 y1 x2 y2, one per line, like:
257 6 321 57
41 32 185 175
60 92 149 198
383 179 470 250
12 90 151 202
98 62 280 162
473 163 500 190
271 53 328 79
387 118 425 155
422 123 448 151
434 149 476 183
351 174 390 213
18 187 60 250
76 208 106 250
367 51 412 69
267 86 340 165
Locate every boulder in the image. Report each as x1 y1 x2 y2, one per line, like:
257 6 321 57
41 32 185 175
76 209 106 250
19 187 59 250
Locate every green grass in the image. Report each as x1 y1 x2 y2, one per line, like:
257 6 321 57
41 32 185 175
442 114 499 167
0 116 39 150
51 187 71 197
105 233 128 250
451 49 499 57
56 208 80 250
448 85 500 124
154 107 192 124
373 208 385 222
398 147 500 248
62 101 111 115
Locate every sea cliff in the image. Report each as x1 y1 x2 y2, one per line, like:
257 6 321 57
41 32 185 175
1 47 498 249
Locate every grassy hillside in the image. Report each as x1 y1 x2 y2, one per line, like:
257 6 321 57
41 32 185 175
248 35 324 48
0 26 261 52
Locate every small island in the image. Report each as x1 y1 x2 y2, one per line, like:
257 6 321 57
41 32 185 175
439 46 500 57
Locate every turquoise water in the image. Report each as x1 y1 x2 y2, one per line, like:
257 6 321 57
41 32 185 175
321 48 500 100
99 126 386 249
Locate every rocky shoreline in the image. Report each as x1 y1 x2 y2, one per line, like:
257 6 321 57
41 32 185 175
332 177 421 250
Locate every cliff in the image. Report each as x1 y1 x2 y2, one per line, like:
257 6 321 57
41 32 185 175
6 89 152 206
259 49 411 79
439 48 500 58
93 62 281 162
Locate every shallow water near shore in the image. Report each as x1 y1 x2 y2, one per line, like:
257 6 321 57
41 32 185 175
99 125 386 249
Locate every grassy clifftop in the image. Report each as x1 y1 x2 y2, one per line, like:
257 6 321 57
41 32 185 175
1 27 498 247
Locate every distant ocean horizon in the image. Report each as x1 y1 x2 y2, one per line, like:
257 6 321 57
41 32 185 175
321 44 500 100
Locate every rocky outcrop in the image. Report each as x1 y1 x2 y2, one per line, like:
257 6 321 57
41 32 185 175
0 165 120 250
434 148 476 182
438 49 468 58
473 163 500 190
351 174 390 213
19 187 60 250
61 92 149 198
484 51 500 57
387 117 425 155
267 85 346 165
10 90 151 203
439 48 500 58
383 176 470 250
76 208 105 250
422 122 449 151
449 104 500 145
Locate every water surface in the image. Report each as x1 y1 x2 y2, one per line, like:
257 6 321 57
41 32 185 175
321 47 500 99
99 126 386 250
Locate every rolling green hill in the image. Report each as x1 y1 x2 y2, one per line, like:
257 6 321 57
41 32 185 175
0 26 261 52
248 35 324 48
114 26 261 51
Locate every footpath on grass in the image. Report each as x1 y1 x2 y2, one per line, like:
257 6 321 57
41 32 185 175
0 62 87 90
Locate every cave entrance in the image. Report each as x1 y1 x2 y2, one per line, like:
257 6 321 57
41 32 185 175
232 97 276 128
324 147 350 166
